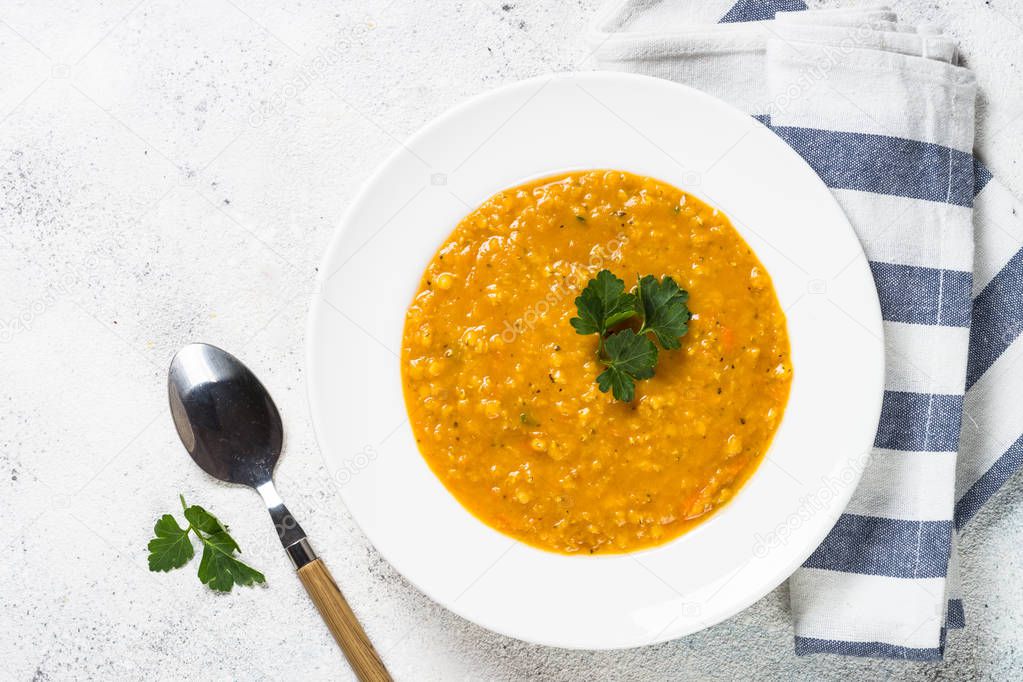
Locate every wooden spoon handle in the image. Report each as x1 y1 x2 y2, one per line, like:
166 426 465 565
297 558 392 681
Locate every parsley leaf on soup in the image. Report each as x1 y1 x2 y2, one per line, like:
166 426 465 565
572 269 692 401
636 274 691 350
570 269 637 336
146 495 265 592
596 329 658 402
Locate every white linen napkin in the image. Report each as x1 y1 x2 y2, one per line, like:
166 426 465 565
588 0 1023 660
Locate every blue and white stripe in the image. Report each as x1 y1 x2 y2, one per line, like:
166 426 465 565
764 11 975 660
720 0 807 24
956 178 1023 528
591 0 1023 661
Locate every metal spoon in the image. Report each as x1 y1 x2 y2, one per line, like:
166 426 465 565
168 342 392 682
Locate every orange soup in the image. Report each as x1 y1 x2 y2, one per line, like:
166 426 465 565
401 170 791 554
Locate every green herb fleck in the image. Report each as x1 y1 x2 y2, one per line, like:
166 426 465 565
519 412 539 427
147 495 265 592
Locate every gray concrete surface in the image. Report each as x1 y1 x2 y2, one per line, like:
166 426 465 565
0 0 1021 679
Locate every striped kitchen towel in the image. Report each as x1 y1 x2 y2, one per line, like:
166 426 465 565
588 1 1023 661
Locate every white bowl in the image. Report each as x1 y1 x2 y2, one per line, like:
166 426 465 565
306 72 884 649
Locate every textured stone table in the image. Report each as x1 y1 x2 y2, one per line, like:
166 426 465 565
1 1 1021 679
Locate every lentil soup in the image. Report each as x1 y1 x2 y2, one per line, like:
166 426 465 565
401 170 792 554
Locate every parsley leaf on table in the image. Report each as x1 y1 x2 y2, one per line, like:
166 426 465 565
183 501 233 538
636 274 691 350
147 514 194 572
146 495 265 592
197 530 265 592
596 329 658 402
570 269 637 336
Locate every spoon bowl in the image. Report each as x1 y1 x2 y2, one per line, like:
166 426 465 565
168 343 282 488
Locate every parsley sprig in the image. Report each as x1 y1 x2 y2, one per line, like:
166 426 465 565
571 269 691 401
147 495 265 592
